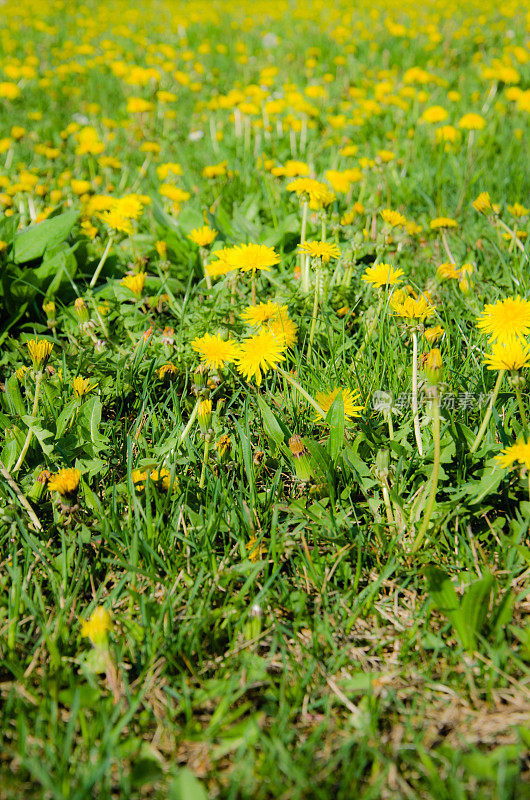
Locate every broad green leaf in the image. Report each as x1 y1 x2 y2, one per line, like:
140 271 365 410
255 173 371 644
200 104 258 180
13 209 79 263
169 768 208 800
460 572 495 644
256 395 289 454
5 374 27 417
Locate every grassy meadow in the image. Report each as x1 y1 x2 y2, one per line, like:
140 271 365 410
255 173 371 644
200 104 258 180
0 0 529 797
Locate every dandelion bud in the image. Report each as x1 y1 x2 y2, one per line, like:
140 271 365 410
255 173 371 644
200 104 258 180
193 364 208 388
425 348 443 385
42 300 56 324
288 434 313 482
198 399 212 434
27 469 50 502
74 297 90 323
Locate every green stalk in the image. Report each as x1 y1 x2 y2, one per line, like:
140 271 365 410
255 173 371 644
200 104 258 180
514 383 528 435
469 370 504 454
307 260 321 362
411 389 441 553
89 235 114 288
300 200 310 293
412 331 424 457
13 370 43 473
199 438 210 489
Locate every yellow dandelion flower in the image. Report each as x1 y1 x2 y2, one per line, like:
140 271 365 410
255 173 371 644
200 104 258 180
315 388 364 419
206 258 235 278
191 333 239 370
430 217 458 230
265 312 298 349
97 208 133 234
73 376 97 397
477 297 530 343
240 301 286 325
81 606 112 647
420 105 449 124
424 325 445 343
361 263 404 288
26 338 53 367
202 161 228 179
297 240 340 263
483 339 530 371
473 192 492 214
157 362 177 379
235 330 286 386
507 203 529 218
121 273 146 298
458 113 486 130
188 226 217 247
390 288 436 322
229 243 280 273
48 468 81 496
496 440 530 470
286 177 335 209
437 262 460 280
380 209 407 228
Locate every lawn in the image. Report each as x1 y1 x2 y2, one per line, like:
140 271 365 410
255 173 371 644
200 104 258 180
0 0 529 798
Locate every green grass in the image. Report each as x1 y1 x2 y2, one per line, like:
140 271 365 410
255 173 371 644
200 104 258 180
1 0 530 797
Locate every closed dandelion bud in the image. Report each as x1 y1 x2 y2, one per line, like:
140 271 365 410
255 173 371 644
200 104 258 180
216 433 231 461
75 297 90 323
42 300 56 323
198 399 212 434
289 434 313 482
244 601 263 640
425 348 443 385
373 449 390 481
193 364 208 388
27 469 50 502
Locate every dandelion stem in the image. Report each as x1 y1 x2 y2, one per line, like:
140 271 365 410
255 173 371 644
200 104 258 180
514 383 528 435
412 331 424 457
300 201 310 293
199 438 210 489
411 388 440 553
200 248 212 291
307 262 321 362
13 370 43 473
178 402 199 447
441 230 456 264
89 235 114 288
278 367 326 419
469 369 504 454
